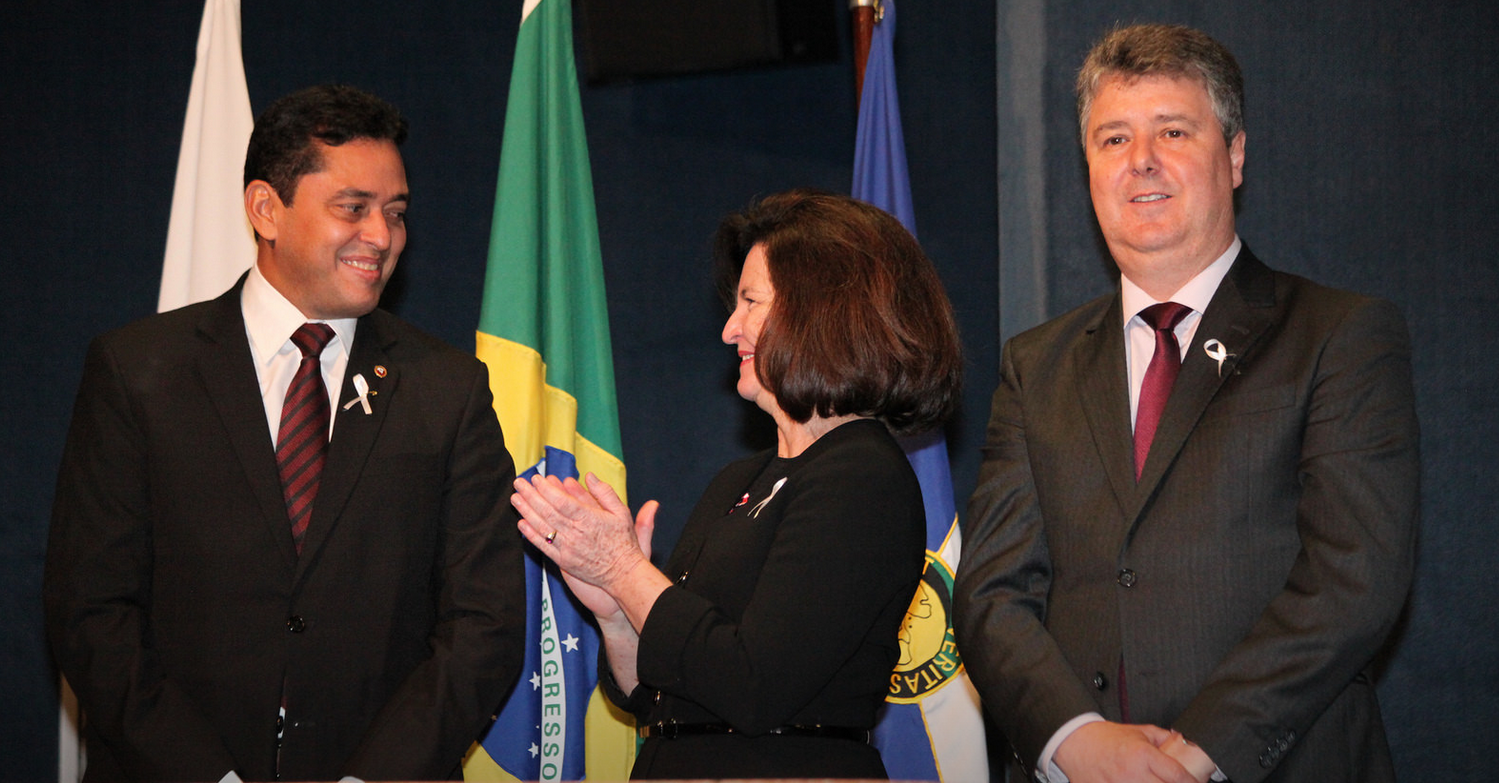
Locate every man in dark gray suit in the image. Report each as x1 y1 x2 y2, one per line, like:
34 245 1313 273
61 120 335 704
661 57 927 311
45 85 524 781
954 24 1418 783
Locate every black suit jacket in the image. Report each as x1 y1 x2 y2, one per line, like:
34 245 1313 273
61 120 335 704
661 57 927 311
44 280 525 781
954 248 1419 782
609 419 925 779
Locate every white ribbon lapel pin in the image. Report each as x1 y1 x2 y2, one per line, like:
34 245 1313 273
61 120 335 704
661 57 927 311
1202 339 1235 378
749 477 788 518
342 373 376 414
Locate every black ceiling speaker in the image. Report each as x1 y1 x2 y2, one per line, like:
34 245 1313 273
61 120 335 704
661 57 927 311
576 0 840 84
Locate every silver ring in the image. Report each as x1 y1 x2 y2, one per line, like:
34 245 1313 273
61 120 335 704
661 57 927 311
544 531 557 544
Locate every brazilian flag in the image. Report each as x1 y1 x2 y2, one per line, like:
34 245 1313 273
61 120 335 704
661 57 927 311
463 0 634 779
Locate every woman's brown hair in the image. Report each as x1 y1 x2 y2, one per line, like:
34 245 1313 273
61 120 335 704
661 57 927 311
715 189 962 435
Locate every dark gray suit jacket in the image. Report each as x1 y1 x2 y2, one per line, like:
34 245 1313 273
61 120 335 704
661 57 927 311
954 247 1419 782
44 279 526 781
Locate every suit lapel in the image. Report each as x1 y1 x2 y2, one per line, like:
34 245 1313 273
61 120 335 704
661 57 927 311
192 281 301 569
294 312 399 579
1129 247 1278 524
1074 295 1138 524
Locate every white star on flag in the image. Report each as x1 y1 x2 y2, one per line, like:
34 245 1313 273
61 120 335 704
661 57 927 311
562 633 580 653
529 671 541 690
529 743 539 758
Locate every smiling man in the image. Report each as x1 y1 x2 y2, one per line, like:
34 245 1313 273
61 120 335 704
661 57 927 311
955 24 1419 783
44 85 524 782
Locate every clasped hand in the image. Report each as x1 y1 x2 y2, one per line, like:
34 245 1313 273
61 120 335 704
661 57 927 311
511 473 657 621
1055 721 1216 783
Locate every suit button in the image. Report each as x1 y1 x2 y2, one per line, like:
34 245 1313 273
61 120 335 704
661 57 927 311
1092 672 1108 690
287 615 306 633
1277 737 1289 752
1259 751 1274 768
1117 569 1137 588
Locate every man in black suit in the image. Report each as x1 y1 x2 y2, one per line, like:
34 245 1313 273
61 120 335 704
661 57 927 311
954 24 1418 783
44 85 524 781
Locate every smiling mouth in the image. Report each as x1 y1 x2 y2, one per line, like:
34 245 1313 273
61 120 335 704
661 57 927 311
341 258 381 272
1131 194 1169 203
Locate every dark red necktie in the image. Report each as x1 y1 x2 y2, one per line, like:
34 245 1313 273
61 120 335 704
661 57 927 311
277 323 335 553
1133 302 1192 480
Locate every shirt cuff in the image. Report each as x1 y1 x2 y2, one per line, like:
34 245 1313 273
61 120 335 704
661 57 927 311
1036 712 1105 783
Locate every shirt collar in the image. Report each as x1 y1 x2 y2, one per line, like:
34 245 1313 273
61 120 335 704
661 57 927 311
1121 236 1241 325
241 263 358 368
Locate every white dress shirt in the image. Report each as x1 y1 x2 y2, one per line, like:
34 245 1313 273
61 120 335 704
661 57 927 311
1122 237 1240 429
240 263 358 446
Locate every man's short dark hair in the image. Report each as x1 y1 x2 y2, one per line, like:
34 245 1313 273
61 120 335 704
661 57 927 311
1076 23 1244 148
243 84 408 205
714 189 963 436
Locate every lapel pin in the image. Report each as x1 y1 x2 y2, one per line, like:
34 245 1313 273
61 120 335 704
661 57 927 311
373 365 388 378
342 373 375 414
1203 339 1235 378
749 477 788 518
729 492 750 513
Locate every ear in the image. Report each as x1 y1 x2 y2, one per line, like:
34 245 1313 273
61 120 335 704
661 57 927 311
1229 130 1246 189
244 180 281 242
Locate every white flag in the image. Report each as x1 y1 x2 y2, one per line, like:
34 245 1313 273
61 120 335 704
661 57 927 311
158 0 254 312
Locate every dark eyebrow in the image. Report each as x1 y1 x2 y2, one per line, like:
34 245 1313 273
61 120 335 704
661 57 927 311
331 187 409 204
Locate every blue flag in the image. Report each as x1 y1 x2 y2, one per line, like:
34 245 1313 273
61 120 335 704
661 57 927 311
852 2 989 780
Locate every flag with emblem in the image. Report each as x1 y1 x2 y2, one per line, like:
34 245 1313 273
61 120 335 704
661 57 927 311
462 0 635 780
853 2 989 780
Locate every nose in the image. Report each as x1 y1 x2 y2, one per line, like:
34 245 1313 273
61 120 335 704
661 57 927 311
1130 136 1159 175
722 306 742 345
360 211 392 251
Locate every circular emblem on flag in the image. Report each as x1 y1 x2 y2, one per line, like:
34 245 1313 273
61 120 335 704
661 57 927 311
888 550 964 703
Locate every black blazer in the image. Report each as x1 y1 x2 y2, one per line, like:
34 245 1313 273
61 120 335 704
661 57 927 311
44 280 526 781
955 247 1419 782
611 419 925 779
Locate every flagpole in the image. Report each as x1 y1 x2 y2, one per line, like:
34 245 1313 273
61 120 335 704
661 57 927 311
851 0 880 107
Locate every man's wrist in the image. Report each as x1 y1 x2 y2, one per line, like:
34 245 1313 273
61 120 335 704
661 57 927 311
1037 712 1105 783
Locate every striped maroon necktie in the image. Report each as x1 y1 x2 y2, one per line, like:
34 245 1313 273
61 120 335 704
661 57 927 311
1134 302 1192 481
277 323 335 553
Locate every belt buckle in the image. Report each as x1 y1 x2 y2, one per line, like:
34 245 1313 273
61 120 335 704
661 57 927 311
639 719 679 740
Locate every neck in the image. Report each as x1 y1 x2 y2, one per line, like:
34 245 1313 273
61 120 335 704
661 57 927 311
774 412 864 458
1113 235 1235 301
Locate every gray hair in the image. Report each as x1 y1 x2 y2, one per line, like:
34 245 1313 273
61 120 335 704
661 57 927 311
1075 24 1244 149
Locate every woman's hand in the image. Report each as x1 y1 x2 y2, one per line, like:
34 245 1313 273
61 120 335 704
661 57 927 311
513 472 658 603
513 476 662 693
557 500 659 623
